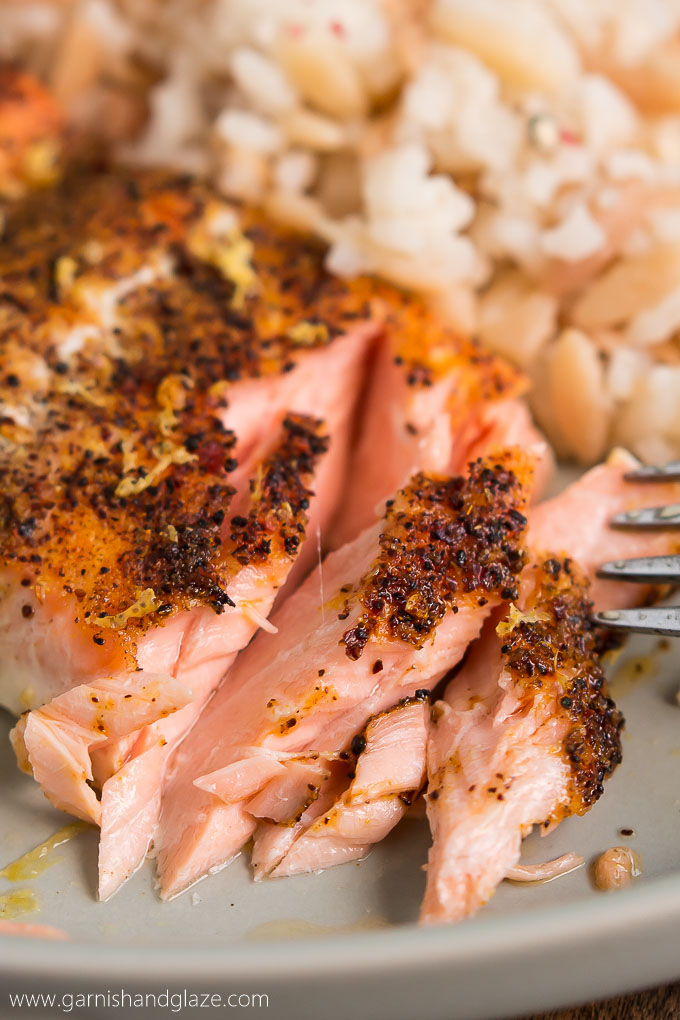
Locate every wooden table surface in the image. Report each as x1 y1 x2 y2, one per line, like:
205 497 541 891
521 982 680 1019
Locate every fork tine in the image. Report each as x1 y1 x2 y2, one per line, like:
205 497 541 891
592 606 680 636
597 555 680 584
611 504 680 528
624 460 680 482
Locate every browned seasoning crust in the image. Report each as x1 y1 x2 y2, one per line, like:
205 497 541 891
4 407 327 656
0 179 336 648
0 165 368 654
499 557 624 818
0 67 64 200
227 414 329 570
0 168 363 387
0 164 521 658
0 166 521 395
341 451 533 660
382 292 521 410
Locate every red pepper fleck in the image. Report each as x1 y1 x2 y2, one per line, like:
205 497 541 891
198 440 227 474
560 128 580 146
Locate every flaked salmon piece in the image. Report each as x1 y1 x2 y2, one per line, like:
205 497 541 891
10 671 192 823
421 449 680 925
251 760 353 878
246 757 332 823
256 394 551 879
96 418 332 899
0 68 64 201
0 168 380 716
263 696 429 878
221 327 372 598
194 754 290 804
527 448 680 609
10 415 329 899
155 450 533 899
331 292 551 548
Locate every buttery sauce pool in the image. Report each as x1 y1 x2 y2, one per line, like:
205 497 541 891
0 888 40 920
0 822 88 883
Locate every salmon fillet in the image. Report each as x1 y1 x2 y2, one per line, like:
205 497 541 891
0 166 381 717
0 920 68 940
421 450 680 924
11 415 330 898
0 165 398 897
155 450 534 898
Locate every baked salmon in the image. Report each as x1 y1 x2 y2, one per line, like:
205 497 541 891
0 920 68 940
155 449 534 899
0 166 383 719
0 164 415 898
11 415 330 898
421 449 680 924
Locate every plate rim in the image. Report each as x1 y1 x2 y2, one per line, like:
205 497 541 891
3 868 680 982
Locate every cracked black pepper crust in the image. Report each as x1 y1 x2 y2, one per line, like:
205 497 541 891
0 163 521 656
499 556 624 818
3 404 327 651
227 415 329 571
341 451 532 660
0 163 365 651
0 167 366 390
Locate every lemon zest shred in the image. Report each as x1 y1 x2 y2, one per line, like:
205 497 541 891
22 140 60 187
191 229 257 310
91 589 160 630
54 256 78 297
208 379 231 400
120 438 138 476
116 444 196 498
156 374 193 436
286 321 329 347
496 603 551 639
54 380 106 407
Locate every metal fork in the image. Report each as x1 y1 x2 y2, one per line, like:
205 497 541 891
592 461 680 637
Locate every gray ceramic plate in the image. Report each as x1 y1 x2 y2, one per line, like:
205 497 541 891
2 463 680 1019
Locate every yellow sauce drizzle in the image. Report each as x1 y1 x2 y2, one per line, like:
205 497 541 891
0 822 88 882
0 889 40 920
611 653 658 697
